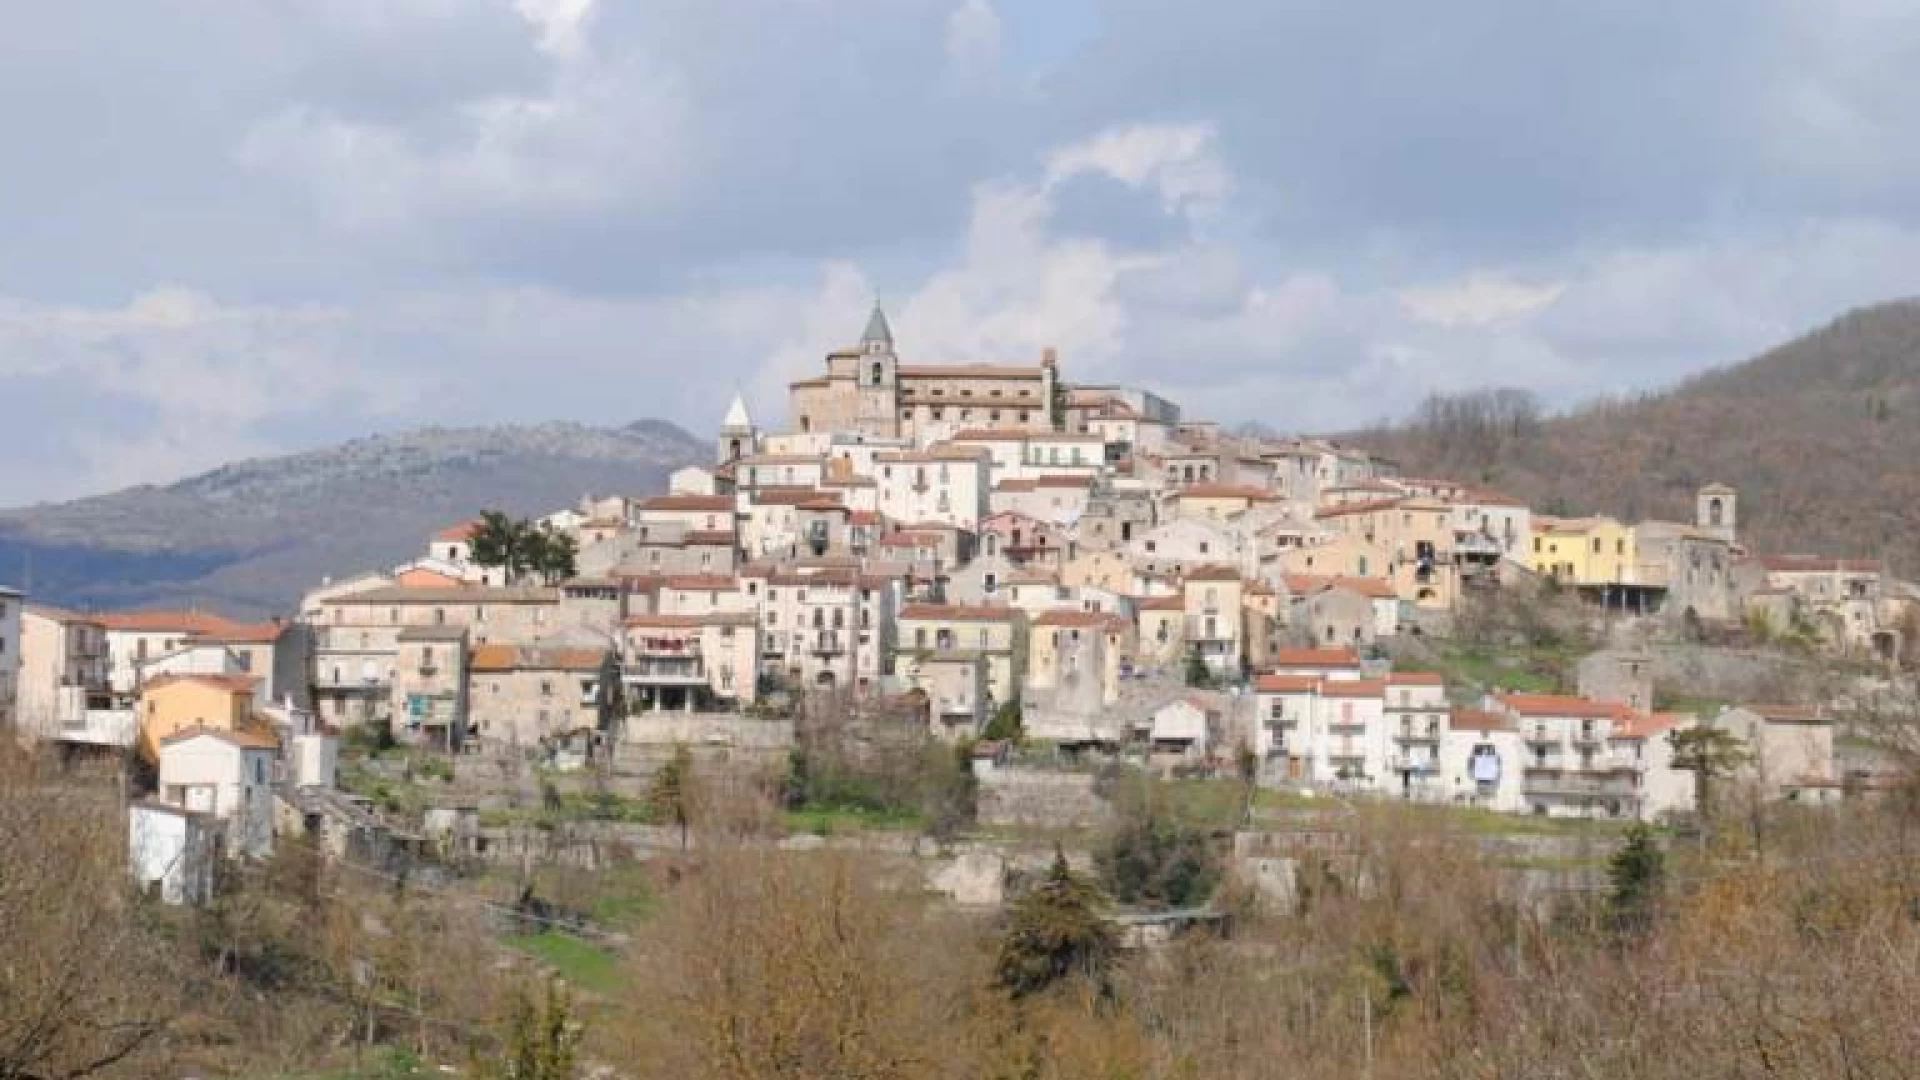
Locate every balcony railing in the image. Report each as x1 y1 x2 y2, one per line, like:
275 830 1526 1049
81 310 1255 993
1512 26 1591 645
56 709 137 748
810 633 847 655
1395 727 1441 742
624 659 706 685
1522 774 1641 798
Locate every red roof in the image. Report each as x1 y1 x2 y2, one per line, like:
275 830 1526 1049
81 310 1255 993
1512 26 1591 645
662 576 738 591
639 495 734 512
1450 708 1515 733
1271 647 1360 668
1387 671 1445 686
1315 498 1405 519
1495 693 1632 720
1322 576 1397 599
1183 566 1243 582
1321 679 1387 698
1136 595 1183 612
434 519 481 542
99 610 251 637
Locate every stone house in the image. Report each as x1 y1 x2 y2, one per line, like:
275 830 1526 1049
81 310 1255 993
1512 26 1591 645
896 604 1025 710
466 644 617 756
390 626 469 751
622 611 760 713
1714 705 1836 803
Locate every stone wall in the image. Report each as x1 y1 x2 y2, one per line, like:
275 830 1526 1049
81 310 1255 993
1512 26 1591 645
977 768 1110 830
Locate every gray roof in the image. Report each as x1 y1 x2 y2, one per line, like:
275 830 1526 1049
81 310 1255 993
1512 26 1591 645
861 303 893 347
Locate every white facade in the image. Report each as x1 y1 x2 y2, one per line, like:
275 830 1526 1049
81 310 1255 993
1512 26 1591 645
874 451 990 529
157 730 278 859
129 803 216 906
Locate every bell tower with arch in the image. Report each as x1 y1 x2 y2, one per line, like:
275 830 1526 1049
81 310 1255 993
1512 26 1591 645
853 302 900 437
1697 482 1737 544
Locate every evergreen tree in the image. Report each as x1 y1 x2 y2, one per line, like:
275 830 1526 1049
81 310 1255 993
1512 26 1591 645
996 849 1117 998
1669 725 1749 821
490 978 580 1080
1607 823 1665 940
1183 645 1211 688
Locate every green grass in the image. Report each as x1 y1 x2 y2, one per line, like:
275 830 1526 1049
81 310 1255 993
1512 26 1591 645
505 930 621 994
1436 648 1562 694
783 804 926 836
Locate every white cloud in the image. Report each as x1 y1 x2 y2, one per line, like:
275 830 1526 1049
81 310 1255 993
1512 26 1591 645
1044 123 1231 219
1399 274 1568 328
515 0 596 58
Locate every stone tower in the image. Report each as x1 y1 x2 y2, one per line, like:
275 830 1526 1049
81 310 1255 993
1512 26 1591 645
1697 482 1737 544
718 392 758 465
854 303 900 438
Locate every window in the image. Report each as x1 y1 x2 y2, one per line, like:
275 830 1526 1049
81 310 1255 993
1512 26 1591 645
1592 538 1601 554
870 361 884 386
1533 537 1541 553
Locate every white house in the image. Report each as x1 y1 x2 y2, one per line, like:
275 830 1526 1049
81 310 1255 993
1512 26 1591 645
128 802 216 906
157 726 280 859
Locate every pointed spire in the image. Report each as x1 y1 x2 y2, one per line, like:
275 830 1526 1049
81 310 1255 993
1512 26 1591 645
722 391 753 431
861 301 894 347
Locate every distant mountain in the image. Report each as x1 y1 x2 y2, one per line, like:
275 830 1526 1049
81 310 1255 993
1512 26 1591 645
0 419 705 616
1352 299 1920 577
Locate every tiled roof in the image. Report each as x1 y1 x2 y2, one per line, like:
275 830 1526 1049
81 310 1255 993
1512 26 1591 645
434 519 481 542
1173 484 1277 501
1321 679 1388 698
638 495 734 512
1494 693 1631 720
99 610 250 637
1314 498 1404 519
1135 595 1183 611
1033 609 1125 629
1450 708 1515 733
470 645 608 672
1387 671 1446 686
1182 566 1242 582
662 576 738 591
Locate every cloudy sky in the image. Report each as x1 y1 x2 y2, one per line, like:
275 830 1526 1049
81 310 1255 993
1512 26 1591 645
5 0 1920 505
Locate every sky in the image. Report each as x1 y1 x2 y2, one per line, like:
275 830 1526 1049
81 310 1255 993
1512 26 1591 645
5 0 1920 505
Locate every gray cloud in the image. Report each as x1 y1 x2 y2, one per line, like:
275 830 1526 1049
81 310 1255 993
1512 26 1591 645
2 0 1919 505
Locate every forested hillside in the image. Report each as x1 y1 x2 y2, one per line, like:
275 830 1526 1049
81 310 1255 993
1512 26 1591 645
1354 300 1920 575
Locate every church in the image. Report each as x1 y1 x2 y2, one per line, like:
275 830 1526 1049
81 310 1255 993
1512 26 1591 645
786 304 1060 441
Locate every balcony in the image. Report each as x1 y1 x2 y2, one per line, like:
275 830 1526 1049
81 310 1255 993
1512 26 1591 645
1523 729 1561 747
1571 728 1605 746
1328 716 1366 731
624 658 706 686
1388 753 1436 773
315 670 389 691
1394 726 1441 743
56 709 137 749
810 632 847 656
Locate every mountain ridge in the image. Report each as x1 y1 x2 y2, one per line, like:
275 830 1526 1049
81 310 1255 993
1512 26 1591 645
0 418 706 616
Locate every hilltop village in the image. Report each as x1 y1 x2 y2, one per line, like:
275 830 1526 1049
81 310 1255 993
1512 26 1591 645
1 306 1914 901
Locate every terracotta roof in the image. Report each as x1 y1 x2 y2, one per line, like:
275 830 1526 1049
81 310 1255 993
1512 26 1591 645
1255 674 1320 693
99 610 250 637
1182 566 1242 582
1614 711 1688 740
434 519 481 542
1495 693 1631 720
1450 708 1515 733
879 532 940 547
1136 595 1183 612
848 511 880 526
143 672 261 695
639 495 734 512
1174 484 1277 501
1321 679 1388 698
1037 474 1095 488
1387 671 1446 686
322 586 557 606
1271 647 1360 668
663 576 738 591
994 478 1040 492
899 604 1018 622
798 498 849 512
195 621 286 644
470 645 608 672
160 724 280 751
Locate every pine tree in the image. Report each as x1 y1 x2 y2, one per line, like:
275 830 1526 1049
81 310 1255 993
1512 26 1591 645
997 849 1117 998
1607 823 1665 941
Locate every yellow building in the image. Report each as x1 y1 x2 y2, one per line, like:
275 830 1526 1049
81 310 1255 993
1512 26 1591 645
1167 483 1279 522
897 605 1025 706
1531 516 1638 585
1135 595 1185 667
1027 610 1136 707
138 673 264 763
